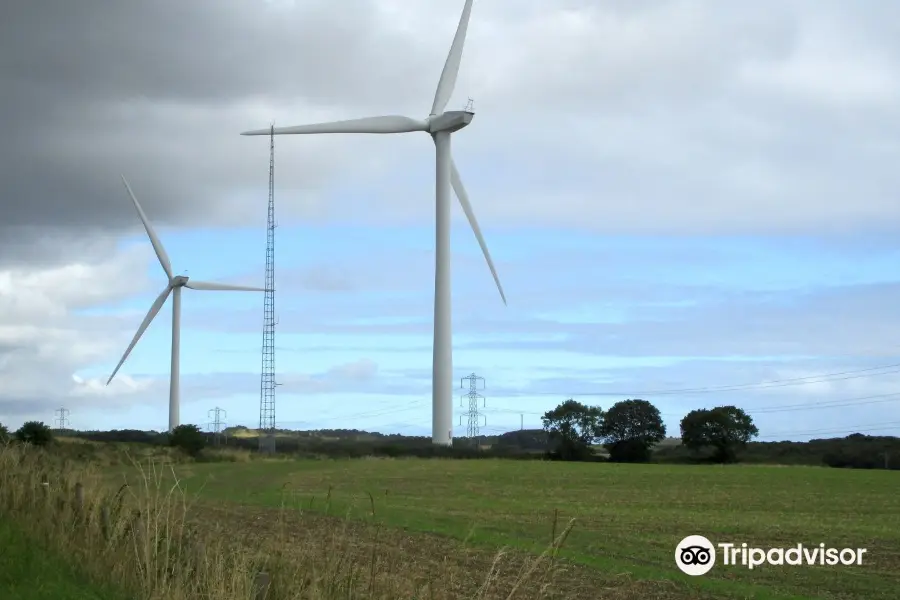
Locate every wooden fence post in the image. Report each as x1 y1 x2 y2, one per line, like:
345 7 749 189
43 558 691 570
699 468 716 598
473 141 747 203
100 505 111 540
40 474 49 503
74 482 84 515
254 572 271 600
131 511 147 566
194 540 207 572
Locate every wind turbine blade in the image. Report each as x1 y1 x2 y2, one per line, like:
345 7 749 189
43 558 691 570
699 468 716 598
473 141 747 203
449 157 507 305
242 116 428 136
106 285 172 385
431 0 474 115
121 175 174 280
184 280 265 292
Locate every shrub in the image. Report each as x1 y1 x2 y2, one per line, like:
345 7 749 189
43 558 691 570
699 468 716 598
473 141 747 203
15 421 53 446
168 424 206 457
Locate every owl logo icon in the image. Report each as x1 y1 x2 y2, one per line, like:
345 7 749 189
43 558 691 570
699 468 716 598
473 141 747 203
676 535 716 576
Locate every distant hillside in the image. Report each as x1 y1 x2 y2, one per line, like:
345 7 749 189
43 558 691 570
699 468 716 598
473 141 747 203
220 425 551 448
222 426 427 442
494 429 548 451
655 437 682 447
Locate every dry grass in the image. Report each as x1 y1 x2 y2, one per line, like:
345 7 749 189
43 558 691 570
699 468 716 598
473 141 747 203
0 442 578 600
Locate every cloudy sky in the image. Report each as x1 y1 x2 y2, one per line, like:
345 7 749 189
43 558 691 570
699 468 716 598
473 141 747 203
3 0 900 441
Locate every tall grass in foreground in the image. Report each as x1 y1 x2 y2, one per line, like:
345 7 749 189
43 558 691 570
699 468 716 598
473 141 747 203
0 443 574 600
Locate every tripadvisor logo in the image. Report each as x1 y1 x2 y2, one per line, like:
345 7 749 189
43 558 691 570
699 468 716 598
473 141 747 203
675 535 867 576
676 535 717 576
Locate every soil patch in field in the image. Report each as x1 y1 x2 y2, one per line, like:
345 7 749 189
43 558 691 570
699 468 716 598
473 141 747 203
191 502 716 600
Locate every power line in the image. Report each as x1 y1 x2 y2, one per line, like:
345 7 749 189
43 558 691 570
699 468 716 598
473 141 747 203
494 362 900 398
313 399 426 424
459 373 486 445
757 420 900 439
489 390 900 418
197 360 900 433
281 389 900 431
652 391 900 418
207 407 227 446
259 123 277 454
733 391 900 415
53 407 70 431
390 419 900 441
259 384 900 436
631 366 900 396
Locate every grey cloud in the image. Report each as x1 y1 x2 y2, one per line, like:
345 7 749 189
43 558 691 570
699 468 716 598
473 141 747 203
0 319 157 420
0 355 391 425
0 229 123 270
5 0 900 268
0 0 442 260
2 0 437 107
0 248 161 421
477 1 800 114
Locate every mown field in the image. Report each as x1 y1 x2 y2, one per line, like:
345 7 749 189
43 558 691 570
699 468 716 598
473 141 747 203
140 458 900 600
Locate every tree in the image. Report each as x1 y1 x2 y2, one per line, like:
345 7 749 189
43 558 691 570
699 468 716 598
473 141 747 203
14 421 53 446
600 399 666 462
168 424 206 457
0 423 9 444
541 399 604 460
680 406 759 463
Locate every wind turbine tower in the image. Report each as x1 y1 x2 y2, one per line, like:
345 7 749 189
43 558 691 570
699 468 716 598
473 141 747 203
240 0 505 446
259 125 277 453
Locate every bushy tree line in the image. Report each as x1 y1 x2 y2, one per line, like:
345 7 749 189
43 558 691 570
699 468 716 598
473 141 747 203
0 420 210 458
651 434 900 470
0 421 54 446
41 411 899 469
541 399 758 463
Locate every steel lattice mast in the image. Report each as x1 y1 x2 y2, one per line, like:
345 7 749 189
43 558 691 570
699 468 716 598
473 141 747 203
459 373 485 444
259 124 277 452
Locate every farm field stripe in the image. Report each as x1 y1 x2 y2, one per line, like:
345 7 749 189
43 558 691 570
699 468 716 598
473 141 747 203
0 517 128 600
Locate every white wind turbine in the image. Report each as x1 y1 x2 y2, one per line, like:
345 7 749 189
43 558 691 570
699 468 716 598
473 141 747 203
241 0 504 446
107 176 265 432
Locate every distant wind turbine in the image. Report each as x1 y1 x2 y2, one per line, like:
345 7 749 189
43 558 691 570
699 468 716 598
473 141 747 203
107 176 265 432
241 0 505 447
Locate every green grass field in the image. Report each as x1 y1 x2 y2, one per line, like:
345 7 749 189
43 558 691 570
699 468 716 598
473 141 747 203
0 518 125 600
153 458 899 600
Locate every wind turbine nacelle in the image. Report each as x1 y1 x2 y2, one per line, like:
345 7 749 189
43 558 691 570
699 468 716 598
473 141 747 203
172 275 189 286
428 111 474 134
